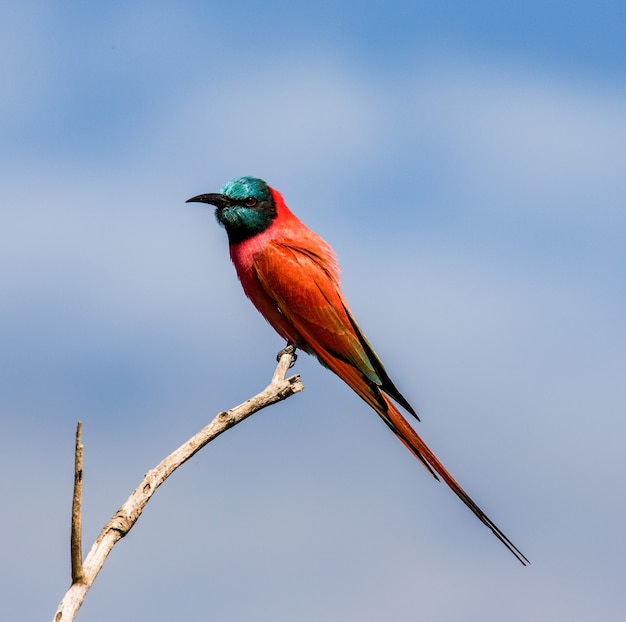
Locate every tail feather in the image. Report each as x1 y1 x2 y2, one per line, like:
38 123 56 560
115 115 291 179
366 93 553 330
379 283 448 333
380 394 530 566
302 341 529 565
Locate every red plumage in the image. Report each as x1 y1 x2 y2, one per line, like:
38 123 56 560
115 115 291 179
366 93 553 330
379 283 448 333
204 183 528 564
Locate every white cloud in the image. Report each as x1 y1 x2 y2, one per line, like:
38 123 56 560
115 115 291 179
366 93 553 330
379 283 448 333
405 61 626 219
171 58 387 188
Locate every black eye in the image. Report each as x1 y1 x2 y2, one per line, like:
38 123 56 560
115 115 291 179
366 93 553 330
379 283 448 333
244 196 258 207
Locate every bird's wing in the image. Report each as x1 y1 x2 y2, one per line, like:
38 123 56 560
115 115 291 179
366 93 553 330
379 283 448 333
254 240 415 410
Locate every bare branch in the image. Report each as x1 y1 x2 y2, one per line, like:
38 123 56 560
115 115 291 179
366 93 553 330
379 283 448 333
54 351 303 622
70 421 85 584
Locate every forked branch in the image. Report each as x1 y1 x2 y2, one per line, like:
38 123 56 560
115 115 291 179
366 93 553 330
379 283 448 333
54 351 303 622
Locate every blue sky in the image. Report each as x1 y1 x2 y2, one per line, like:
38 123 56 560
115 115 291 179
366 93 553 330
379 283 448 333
2 2 625 621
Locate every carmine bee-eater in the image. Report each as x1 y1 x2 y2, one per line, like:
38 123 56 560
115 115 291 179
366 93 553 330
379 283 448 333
187 176 528 565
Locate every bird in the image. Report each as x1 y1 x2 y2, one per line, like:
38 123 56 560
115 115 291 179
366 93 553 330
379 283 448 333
187 176 529 565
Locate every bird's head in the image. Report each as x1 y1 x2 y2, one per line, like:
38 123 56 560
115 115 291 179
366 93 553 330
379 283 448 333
187 176 277 243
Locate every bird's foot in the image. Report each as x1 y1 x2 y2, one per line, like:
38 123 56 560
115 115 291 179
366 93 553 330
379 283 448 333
276 344 298 368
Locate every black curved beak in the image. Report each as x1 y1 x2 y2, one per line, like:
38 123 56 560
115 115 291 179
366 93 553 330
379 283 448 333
186 193 231 209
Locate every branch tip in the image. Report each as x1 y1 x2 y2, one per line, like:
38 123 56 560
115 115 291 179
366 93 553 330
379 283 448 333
70 421 85 585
